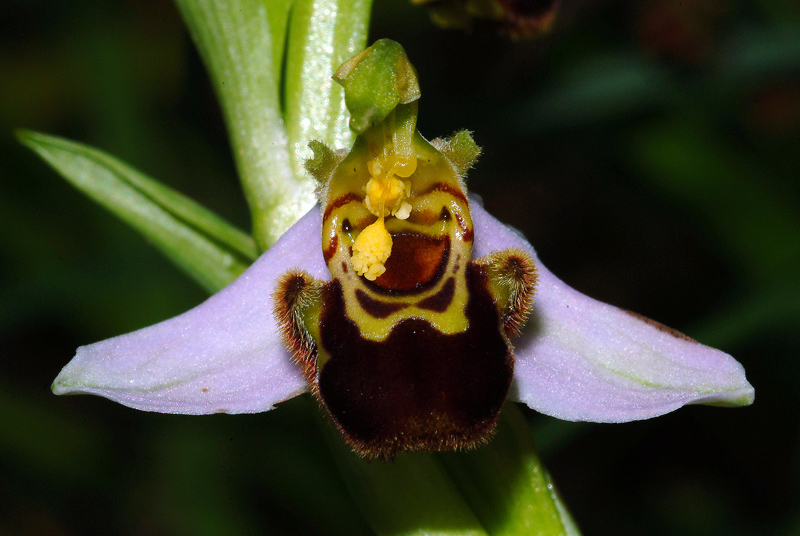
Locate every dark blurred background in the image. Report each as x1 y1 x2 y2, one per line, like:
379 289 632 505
2 0 799 534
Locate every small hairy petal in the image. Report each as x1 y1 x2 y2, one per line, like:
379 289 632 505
470 201 754 423
52 208 329 414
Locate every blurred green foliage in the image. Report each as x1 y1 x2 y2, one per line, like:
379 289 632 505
2 0 799 534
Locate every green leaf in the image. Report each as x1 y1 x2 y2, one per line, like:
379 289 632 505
18 130 256 294
317 409 488 536
439 404 581 536
174 0 300 250
284 0 373 178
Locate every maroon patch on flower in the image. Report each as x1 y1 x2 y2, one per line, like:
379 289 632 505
367 233 450 294
418 181 469 205
317 263 512 459
417 277 456 312
355 290 409 318
323 234 338 263
323 192 364 222
454 211 473 242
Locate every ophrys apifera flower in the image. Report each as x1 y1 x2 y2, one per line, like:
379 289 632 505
52 40 753 459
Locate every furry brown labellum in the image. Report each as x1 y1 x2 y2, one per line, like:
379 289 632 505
273 40 537 459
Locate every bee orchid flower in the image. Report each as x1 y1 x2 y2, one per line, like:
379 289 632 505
52 198 754 419
51 40 753 458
